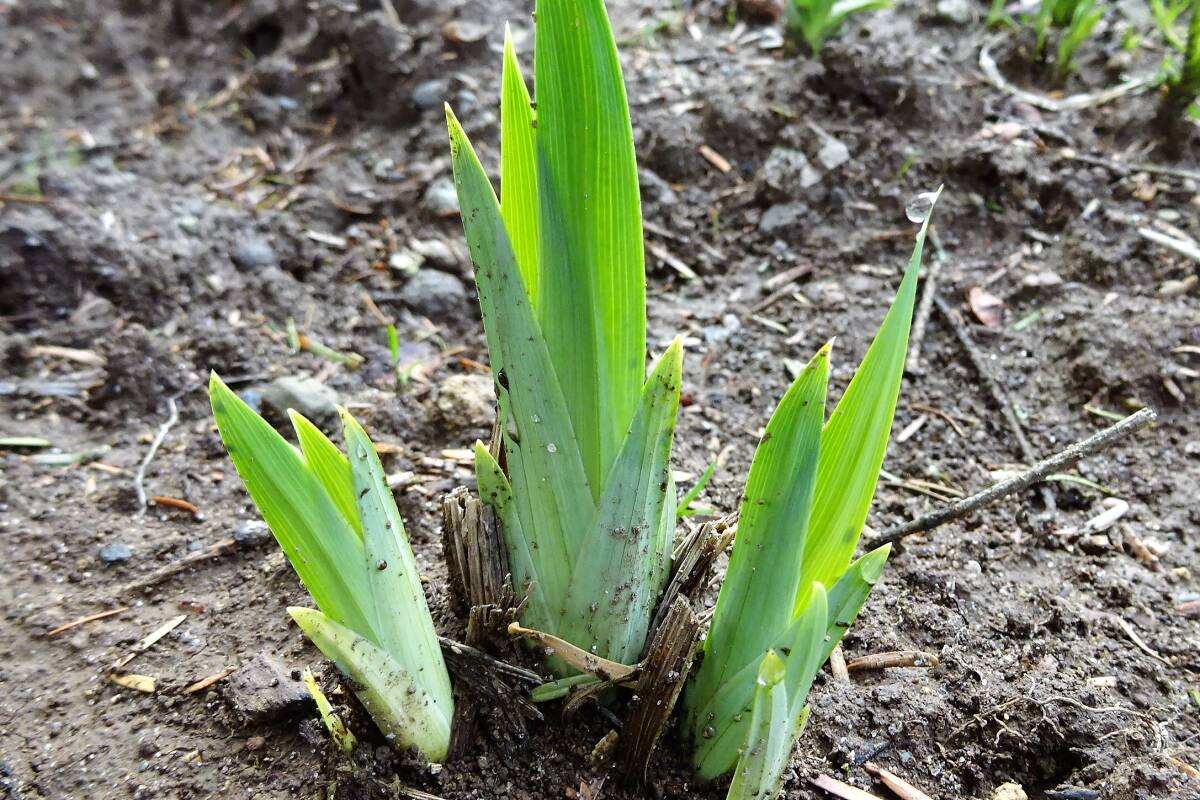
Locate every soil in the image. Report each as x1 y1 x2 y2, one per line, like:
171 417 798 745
2 1 1198 799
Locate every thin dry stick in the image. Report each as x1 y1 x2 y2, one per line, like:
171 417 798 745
979 35 1155 111
934 295 1056 514
866 407 1156 549
1139 227 1200 264
134 398 178 516
45 606 129 637
905 231 945 375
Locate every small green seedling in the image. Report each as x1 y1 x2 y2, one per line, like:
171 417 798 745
1150 0 1191 50
303 667 357 753
786 0 892 54
1031 0 1106 75
209 375 453 761
684 196 939 795
1165 0 1200 115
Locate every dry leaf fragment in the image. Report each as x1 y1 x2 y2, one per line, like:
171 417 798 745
968 285 1005 328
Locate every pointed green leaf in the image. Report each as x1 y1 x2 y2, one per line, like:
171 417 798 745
558 339 683 664
289 607 451 762
724 651 807 800
534 0 646 496
448 107 595 629
501 25 539 301
688 345 828 749
341 410 452 712
208 373 374 638
473 441 556 632
795 196 937 617
289 410 362 539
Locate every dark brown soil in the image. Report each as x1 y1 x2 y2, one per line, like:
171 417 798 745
2 2 1198 799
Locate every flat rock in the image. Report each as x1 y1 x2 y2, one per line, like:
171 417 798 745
400 269 467 320
260 376 339 427
224 653 309 722
432 373 494 429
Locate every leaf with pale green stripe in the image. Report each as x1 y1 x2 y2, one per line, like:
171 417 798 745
500 25 538 301
208 373 374 638
448 106 595 641
289 411 362 539
534 0 646 497
289 607 451 762
558 339 682 663
691 532 891 777
687 344 828 752
794 191 939 617
342 410 452 712
723 650 795 800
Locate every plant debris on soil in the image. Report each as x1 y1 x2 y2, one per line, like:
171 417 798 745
2 1 1198 799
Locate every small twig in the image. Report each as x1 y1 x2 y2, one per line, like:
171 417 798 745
935 294 1056 513
1063 151 1200 183
134 398 179 516
845 650 939 672
149 495 200 515
979 36 1155 111
866 408 1157 548
0 192 53 204
1139 227 1200 265
810 773 885 800
864 762 934 800
905 231 945 375
118 537 238 596
183 667 237 694
45 606 129 637
112 614 188 670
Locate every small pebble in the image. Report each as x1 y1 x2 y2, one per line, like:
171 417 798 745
230 235 279 271
99 542 133 563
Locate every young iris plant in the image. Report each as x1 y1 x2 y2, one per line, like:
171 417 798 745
208 376 453 761
786 0 892 55
684 201 939 797
446 0 681 673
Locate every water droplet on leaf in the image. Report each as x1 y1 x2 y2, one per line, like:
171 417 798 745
546 442 557 454
905 191 938 223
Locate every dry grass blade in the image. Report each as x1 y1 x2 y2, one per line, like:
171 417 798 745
506 623 638 682
864 762 934 800
810 773 885 800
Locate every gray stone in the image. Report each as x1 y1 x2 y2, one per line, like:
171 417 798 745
411 79 449 110
761 147 821 196
224 653 309 722
260 376 339 427
230 235 279 271
422 177 460 217
401 269 467 319
432 373 495 429
388 250 423 276
815 134 850 171
639 167 678 206
758 202 809 237
232 521 271 547
99 542 133 563
409 238 460 270
176 215 200 236
935 0 974 24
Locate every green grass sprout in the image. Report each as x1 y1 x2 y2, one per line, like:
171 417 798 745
209 374 452 761
684 193 940 792
786 0 892 55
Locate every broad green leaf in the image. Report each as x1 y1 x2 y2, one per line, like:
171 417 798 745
794 197 936 617
289 607 451 762
500 25 539 301
448 107 595 629
289 410 362 539
534 0 646 497
558 339 683 664
687 344 828 757
209 373 374 638
341 410 452 712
